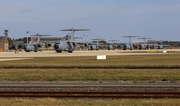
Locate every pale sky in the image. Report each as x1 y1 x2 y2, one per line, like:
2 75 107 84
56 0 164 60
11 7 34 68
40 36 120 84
0 0 180 43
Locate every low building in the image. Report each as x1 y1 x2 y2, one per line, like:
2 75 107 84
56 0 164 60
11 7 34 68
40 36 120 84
0 30 9 51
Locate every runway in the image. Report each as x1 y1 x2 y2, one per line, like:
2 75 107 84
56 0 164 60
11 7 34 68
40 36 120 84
0 49 177 58
0 49 177 62
0 49 179 61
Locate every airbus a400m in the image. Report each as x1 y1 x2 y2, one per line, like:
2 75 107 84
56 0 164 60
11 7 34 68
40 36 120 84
54 28 90 53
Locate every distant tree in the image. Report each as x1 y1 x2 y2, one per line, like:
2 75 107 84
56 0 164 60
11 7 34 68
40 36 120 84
99 40 107 45
7 37 15 50
91 40 107 45
178 43 180 46
7 37 14 46
15 38 23 41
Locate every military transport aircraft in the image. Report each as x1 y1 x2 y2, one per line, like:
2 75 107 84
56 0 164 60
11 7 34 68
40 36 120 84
157 40 164 49
107 40 120 50
23 32 51 52
87 37 105 50
53 28 90 53
138 37 152 50
122 35 139 50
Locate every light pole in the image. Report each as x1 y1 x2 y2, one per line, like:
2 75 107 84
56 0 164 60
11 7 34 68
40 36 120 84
83 34 85 46
26 31 29 43
85 35 88 43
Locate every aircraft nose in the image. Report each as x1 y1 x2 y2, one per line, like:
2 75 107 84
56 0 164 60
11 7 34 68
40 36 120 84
48 43 52 47
37 44 41 48
54 44 59 49
24 46 27 50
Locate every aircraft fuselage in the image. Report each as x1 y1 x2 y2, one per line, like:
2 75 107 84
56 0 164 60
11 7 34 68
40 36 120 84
54 40 74 53
108 45 115 50
23 44 36 52
88 44 99 50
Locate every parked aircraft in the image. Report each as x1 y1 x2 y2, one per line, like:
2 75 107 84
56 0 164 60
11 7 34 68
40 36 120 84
157 40 164 49
88 37 105 50
122 35 139 50
23 32 51 52
138 37 152 50
107 40 119 50
22 43 35 52
79 35 89 50
53 28 90 53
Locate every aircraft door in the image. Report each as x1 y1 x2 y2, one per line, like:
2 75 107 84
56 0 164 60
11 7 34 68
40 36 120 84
139 44 142 50
123 44 127 50
96 44 99 50
34 45 38 52
67 42 74 53
72 42 76 47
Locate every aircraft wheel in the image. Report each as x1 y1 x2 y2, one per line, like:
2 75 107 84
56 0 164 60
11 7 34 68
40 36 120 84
68 51 72 53
56 50 61 53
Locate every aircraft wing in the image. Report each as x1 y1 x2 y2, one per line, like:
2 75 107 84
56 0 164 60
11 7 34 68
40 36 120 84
108 40 120 43
138 37 152 39
108 40 119 41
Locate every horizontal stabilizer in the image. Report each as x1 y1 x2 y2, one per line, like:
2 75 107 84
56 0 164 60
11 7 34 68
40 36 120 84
138 37 152 39
108 40 119 41
31 33 52 36
61 28 90 31
122 35 139 38
92 38 105 40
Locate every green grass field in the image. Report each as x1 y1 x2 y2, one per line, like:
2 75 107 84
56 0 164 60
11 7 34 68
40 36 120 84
0 54 180 66
0 69 179 82
0 54 180 82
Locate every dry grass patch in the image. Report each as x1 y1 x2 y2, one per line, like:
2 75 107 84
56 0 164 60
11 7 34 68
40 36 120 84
0 98 179 106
